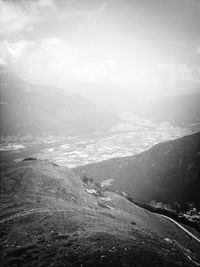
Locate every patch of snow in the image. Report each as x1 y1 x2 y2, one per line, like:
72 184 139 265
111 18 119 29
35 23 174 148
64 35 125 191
101 179 114 187
164 238 172 243
100 197 111 201
85 188 98 194
14 158 24 163
106 204 115 210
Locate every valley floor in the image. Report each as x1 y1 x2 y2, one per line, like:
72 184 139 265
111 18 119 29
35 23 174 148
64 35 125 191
0 114 193 168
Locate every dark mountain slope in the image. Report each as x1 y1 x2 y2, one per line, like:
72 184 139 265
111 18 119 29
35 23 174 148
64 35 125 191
75 132 200 208
137 93 200 126
0 71 117 136
0 159 199 266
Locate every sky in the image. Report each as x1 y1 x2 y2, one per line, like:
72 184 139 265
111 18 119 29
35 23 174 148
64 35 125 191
0 0 200 99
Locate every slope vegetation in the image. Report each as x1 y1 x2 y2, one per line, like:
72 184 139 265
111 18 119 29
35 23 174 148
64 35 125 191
75 132 200 208
0 159 200 266
0 160 200 267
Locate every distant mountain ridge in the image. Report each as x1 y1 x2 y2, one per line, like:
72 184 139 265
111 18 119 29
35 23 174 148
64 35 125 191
137 93 200 126
64 80 200 115
75 132 200 209
0 71 118 136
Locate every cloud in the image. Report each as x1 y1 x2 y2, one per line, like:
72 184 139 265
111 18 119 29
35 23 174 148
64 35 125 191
0 0 42 38
156 64 200 83
0 0 81 39
0 39 34 66
0 0 106 39
97 2 107 16
1 37 200 93
1 0 199 98
184 0 200 7
86 1 107 20
73 59 117 83
24 38 120 84
0 36 121 85
37 0 53 7
197 46 200 54
18 37 80 83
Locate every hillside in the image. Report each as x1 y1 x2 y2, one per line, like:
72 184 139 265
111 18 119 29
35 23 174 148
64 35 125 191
136 94 200 126
75 132 200 209
0 70 118 136
0 158 200 266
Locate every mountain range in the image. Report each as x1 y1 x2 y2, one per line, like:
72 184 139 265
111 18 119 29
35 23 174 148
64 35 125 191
65 81 200 126
0 70 117 136
136 93 200 126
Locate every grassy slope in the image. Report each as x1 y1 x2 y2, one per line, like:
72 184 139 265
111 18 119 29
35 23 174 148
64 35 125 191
74 132 200 208
0 160 200 267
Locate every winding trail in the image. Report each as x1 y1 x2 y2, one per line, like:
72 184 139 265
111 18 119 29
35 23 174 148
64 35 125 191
1 206 200 245
0 209 66 224
159 214 200 244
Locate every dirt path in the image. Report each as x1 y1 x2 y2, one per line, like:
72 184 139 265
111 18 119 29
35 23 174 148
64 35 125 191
1 206 200 245
0 209 65 224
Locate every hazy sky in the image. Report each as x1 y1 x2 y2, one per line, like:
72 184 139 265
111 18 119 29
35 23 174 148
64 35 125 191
0 0 200 98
